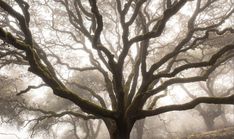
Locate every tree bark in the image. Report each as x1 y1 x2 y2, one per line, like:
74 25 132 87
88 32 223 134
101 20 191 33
109 129 130 139
104 119 132 139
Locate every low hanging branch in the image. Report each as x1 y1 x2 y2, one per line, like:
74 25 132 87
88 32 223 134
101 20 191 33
136 94 234 119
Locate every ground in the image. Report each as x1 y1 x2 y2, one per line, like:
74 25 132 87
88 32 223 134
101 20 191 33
186 127 234 139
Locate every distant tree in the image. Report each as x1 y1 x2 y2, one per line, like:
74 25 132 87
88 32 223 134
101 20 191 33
180 33 234 131
181 65 233 131
0 71 103 138
0 0 234 139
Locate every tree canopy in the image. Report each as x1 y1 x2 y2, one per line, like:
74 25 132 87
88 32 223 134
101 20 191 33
0 0 233 139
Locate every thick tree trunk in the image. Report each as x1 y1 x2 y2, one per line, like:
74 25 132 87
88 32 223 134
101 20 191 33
104 119 133 139
109 129 130 139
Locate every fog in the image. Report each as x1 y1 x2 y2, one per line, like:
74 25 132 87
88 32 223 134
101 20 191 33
0 0 234 139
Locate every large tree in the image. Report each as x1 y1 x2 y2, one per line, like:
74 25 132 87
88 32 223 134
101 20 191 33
0 0 234 139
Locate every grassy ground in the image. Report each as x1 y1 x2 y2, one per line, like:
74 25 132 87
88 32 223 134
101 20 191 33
186 127 234 139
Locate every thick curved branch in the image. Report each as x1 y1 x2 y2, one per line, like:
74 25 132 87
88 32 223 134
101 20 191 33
88 0 115 68
136 94 234 119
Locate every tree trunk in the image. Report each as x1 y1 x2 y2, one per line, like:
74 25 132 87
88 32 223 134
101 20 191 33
200 113 214 131
104 119 133 139
135 119 145 139
109 130 130 139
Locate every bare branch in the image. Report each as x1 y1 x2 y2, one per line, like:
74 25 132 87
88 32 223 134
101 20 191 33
151 44 234 80
129 0 189 45
0 0 32 44
136 94 234 119
16 84 47 96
